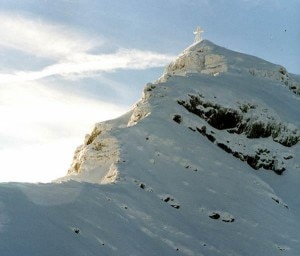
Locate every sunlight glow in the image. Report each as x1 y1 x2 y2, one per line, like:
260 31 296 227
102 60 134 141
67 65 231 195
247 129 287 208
0 13 172 182
0 81 126 182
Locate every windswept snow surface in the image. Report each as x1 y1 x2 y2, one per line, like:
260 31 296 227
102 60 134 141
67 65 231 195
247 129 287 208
1 40 300 256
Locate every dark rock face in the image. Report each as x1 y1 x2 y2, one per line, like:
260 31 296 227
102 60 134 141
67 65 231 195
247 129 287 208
209 213 220 220
197 125 286 175
217 143 232 154
243 153 285 175
208 211 235 222
178 95 299 147
173 114 182 124
222 218 235 223
208 108 241 130
178 94 299 175
245 122 272 138
196 126 216 142
178 95 242 131
162 195 180 210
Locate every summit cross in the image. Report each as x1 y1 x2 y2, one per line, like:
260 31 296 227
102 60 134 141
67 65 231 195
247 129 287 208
193 27 204 43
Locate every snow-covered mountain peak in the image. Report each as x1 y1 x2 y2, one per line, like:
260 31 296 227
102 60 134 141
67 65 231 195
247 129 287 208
160 40 228 79
160 40 299 94
1 39 300 256
59 39 300 184
162 39 277 76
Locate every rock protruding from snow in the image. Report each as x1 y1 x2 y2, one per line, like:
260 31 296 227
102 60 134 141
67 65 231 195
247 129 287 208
178 94 300 147
127 83 153 127
178 93 299 174
160 41 228 80
58 122 121 184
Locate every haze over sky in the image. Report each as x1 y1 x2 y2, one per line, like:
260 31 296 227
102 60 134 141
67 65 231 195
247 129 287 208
0 0 299 182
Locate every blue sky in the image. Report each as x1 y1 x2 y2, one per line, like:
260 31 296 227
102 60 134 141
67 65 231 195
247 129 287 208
0 0 299 182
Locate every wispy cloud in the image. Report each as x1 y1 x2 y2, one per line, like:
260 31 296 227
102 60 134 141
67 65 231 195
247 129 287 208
0 12 100 60
0 13 174 83
0 49 174 84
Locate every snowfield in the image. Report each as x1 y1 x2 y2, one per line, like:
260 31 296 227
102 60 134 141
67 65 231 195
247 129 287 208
1 40 299 256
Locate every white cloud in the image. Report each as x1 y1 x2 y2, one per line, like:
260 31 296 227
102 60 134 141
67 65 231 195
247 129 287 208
0 12 100 59
0 49 174 84
0 13 174 84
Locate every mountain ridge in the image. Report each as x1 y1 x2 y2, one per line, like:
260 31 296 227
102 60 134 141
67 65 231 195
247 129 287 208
62 39 299 184
1 39 300 256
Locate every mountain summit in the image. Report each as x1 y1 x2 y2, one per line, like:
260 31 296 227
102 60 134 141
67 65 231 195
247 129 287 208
1 40 300 256
161 40 299 94
63 39 299 184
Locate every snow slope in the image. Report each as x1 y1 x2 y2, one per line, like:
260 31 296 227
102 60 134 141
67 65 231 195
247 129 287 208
0 40 299 256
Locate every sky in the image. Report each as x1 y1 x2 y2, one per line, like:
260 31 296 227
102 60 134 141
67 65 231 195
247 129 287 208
0 0 299 182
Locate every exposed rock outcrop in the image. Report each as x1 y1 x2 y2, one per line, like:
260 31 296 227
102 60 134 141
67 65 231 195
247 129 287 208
178 93 299 174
